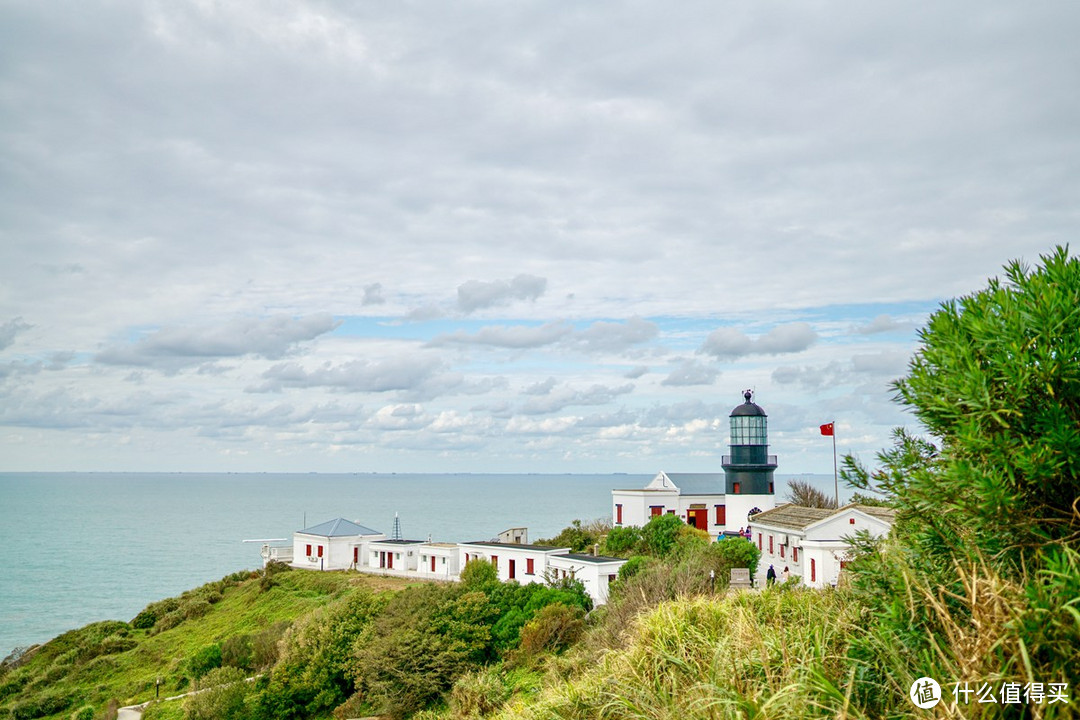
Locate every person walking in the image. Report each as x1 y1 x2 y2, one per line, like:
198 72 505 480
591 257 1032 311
766 564 776 586
782 566 790 584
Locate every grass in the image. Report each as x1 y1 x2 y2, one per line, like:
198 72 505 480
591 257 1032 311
0 568 412 720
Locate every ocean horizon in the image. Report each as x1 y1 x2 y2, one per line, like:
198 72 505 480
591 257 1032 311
0 470 842 657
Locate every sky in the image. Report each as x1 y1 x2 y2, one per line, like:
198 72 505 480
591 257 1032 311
1 1 1078 474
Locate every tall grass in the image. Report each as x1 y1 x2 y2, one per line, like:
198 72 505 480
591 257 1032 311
498 587 863 720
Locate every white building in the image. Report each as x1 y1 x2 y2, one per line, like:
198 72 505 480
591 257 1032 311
457 541 571 585
749 503 896 588
367 538 425 574
417 542 460 579
612 391 779 536
548 553 625 606
292 518 385 571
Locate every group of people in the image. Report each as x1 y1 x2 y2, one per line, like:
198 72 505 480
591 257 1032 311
765 564 790 586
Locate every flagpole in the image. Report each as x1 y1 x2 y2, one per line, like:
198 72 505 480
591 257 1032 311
832 423 839 507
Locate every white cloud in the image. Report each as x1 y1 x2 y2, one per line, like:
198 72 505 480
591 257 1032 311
700 323 817 359
661 359 720 387
0 318 32 351
97 314 339 369
428 321 572 349
456 274 547 314
362 283 386 305
854 314 916 335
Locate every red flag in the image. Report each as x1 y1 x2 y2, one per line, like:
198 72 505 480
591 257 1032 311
820 422 834 436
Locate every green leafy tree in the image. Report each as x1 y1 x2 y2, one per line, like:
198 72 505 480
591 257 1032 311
602 525 643 556
843 246 1080 715
640 514 685 558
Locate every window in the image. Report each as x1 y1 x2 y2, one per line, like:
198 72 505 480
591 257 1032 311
733 482 741 494
526 558 534 575
317 545 323 558
650 506 663 517
608 574 617 582
306 544 312 557
353 547 359 564
793 547 798 562
810 558 816 582
616 504 623 524
491 555 498 571
780 544 785 559
509 559 516 580
849 518 856 525
768 535 773 554
667 510 676 515
758 533 762 551
715 505 726 525
769 482 774 493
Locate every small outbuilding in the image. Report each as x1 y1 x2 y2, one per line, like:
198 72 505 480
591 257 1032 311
292 518 385 571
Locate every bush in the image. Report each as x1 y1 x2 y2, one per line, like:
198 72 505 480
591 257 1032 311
535 518 610 553
615 555 650 582
70 706 95 720
640 514 684 558
250 622 289 670
518 603 585 655
221 634 253 671
449 667 511 717
187 644 222 681
602 525 642 556
184 666 249 720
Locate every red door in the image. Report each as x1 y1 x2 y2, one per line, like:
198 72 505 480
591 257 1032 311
430 555 436 572
387 552 394 569
509 559 516 580
353 547 358 565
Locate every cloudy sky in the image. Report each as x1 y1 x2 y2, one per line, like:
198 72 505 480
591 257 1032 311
1 2 1077 473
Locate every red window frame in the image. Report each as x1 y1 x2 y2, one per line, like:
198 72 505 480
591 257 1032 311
491 555 498 571
715 505 726 525
317 545 324 558
306 544 312 556
526 558 534 575
793 547 798 562
616 504 623 524
509 559 516 580
650 506 663 518
780 544 785 559
733 482 741 494
810 558 816 582
768 535 773 554
758 533 762 551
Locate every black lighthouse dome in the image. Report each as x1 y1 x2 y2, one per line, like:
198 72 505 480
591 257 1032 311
731 389 767 417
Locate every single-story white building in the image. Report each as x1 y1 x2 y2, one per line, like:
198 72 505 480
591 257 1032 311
417 542 461 579
458 541 571 585
749 503 896 588
292 518 385 571
547 553 625 606
367 539 425 574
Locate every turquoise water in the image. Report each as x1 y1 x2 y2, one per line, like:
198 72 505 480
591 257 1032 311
0 471 837 657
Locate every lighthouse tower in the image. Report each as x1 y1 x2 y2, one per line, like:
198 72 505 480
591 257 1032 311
721 390 778 528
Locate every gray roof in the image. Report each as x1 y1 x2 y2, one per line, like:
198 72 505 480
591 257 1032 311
461 540 570 552
750 503 896 531
665 473 726 495
556 553 627 564
298 518 381 537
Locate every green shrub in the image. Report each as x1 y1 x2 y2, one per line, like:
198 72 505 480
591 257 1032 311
69 705 95 720
518 603 584 655
184 666 249 720
602 525 642 556
639 514 684 558
535 519 610 553
187 644 222 681
250 622 289 669
9 690 75 719
181 599 212 621
221 634 253 671
616 555 649 582
449 667 511 717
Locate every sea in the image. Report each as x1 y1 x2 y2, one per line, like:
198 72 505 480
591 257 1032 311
0 471 840 658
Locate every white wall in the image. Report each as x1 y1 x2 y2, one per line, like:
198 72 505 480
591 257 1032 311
547 557 623 606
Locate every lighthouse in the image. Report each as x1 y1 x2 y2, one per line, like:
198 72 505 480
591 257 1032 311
721 389 778 526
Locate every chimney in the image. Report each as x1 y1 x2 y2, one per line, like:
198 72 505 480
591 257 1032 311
593 543 598 557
